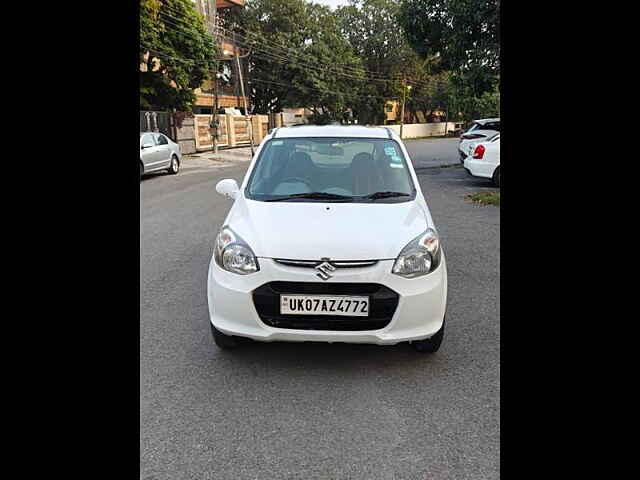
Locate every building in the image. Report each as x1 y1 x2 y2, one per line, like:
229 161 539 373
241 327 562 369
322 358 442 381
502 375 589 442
192 0 248 114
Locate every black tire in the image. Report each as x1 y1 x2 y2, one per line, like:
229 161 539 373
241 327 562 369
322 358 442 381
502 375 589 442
492 166 500 187
210 323 238 349
411 319 445 353
168 155 180 175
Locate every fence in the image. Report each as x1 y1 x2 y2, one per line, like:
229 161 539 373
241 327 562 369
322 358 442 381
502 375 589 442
384 122 460 139
142 110 460 155
193 114 270 152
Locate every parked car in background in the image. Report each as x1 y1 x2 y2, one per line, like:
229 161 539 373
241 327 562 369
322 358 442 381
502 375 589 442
140 132 181 180
208 125 448 353
464 134 500 187
458 118 500 163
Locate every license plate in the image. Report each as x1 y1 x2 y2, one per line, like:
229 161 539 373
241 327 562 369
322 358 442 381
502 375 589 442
280 295 369 316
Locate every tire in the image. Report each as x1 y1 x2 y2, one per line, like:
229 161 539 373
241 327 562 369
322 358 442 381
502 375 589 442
492 166 500 187
168 155 180 175
210 322 238 349
411 319 445 353
140 162 143 181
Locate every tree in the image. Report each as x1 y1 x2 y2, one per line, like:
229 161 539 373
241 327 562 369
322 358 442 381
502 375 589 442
140 0 217 111
398 0 500 120
221 0 363 121
335 0 454 125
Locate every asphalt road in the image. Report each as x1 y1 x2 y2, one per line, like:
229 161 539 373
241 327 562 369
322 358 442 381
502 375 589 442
140 138 500 480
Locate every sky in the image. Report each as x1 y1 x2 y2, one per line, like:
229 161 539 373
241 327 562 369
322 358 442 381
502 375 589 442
310 0 351 9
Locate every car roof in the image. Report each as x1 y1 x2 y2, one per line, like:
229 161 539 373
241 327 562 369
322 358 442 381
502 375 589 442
269 125 395 139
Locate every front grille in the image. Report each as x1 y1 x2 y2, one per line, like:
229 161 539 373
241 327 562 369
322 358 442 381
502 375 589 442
252 282 399 331
274 259 378 268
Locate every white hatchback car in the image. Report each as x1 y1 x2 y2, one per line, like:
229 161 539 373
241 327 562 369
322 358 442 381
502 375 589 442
207 125 448 353
464 134 500 187
458 118 500 163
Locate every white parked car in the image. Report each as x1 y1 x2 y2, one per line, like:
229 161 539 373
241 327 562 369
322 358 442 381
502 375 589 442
208 125 448 353
458 118 500 163
140 132 181 180
464 134 500 187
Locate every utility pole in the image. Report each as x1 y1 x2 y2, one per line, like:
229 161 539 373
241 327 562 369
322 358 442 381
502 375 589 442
400 78 407 139
208 1 219 153
236 48 254 156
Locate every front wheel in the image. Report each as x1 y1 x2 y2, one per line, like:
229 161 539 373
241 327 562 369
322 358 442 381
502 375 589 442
168 155 180 175
411 319 445 353
492 166 500 187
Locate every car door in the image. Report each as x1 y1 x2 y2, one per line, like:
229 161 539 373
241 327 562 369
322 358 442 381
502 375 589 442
140 133 164 171
154 133 172 167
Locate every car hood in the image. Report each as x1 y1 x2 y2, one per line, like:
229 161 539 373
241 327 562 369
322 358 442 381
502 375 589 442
226 197 430 260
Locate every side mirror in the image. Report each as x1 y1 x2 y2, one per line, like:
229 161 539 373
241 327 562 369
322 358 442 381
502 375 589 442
141 143 154 149
216 179 239 199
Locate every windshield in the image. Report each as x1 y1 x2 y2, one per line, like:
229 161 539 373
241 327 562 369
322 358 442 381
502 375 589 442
245 137 416 203
466 123 480 133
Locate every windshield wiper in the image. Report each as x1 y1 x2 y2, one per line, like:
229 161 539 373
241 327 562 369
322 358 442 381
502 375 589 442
265 192 354 202
361 191 411 200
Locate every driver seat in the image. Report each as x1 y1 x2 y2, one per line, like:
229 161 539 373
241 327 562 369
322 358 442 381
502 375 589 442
283 152 315 185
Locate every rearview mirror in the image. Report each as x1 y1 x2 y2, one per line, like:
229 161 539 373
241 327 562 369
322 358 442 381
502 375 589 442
216 179 239 199
141 143 154 149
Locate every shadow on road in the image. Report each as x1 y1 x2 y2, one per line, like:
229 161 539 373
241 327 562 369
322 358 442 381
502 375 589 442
204 337 447 374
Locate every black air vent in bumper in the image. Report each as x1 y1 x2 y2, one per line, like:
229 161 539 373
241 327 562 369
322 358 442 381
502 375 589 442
252 282 399 331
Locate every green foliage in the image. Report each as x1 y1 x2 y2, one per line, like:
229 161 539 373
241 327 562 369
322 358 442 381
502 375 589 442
222 0 363 121
399 0 500 74
140 0 217 111
448 74 500 121
336 0 414 124
399 0 500 121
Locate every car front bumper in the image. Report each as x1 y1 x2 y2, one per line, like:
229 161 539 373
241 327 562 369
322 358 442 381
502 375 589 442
207 255 447 345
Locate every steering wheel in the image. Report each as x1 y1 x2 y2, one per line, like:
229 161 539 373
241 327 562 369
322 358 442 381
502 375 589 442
278 176 312 188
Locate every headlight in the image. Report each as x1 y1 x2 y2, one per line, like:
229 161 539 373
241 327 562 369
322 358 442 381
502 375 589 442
392 228 441 278
214 226 259 275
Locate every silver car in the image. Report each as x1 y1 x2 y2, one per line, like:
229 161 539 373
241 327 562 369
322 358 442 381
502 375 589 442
140 132 181 179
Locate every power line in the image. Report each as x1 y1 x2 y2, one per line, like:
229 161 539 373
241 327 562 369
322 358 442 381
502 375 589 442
219 23 435 88
217 25 434 88
218 31 408 86
154 8 434 88
141 44 398 101
218 26 398 82
219 23 401 80
154 10 431 88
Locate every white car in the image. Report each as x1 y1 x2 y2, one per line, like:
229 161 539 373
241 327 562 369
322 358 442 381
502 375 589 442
464 134 500 187
458 118 500 163
140 132 181 179
207 125 448 353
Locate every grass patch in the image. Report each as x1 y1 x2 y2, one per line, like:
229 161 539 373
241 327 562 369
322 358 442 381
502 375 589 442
466 191 500 206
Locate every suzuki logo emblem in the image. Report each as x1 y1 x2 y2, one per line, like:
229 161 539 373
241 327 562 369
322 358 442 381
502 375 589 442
315 258 336 281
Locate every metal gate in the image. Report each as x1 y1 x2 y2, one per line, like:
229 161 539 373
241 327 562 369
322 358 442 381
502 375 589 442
140 111 176 141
